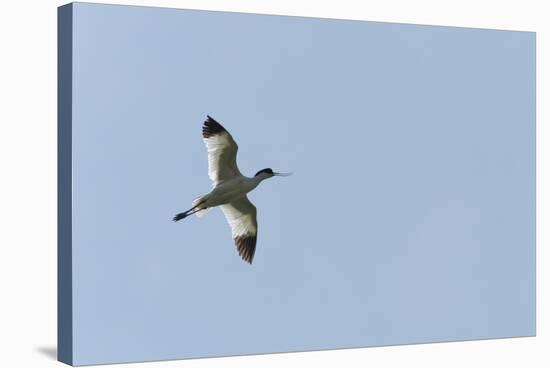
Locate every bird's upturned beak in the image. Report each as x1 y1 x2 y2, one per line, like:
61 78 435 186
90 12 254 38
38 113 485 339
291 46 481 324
273 172 293 177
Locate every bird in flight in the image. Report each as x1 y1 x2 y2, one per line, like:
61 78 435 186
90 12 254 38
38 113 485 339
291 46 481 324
173 115 291 264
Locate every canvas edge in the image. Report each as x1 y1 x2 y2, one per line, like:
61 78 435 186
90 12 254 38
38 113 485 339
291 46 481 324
58 2 74 366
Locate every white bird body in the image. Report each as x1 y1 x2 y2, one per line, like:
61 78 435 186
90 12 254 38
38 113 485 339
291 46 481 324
173 116 290 264
200 175 264 208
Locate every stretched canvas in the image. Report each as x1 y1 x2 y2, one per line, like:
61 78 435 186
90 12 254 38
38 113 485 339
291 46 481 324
58 2 536 366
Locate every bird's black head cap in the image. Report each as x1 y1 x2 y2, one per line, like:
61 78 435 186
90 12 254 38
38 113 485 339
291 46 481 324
255 168 273 177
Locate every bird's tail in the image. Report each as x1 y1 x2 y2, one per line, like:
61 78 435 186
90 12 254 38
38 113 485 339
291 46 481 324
192 196 209 218
173 195 209 222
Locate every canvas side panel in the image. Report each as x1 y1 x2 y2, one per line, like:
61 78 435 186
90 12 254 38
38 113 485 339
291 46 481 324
58 3 74 366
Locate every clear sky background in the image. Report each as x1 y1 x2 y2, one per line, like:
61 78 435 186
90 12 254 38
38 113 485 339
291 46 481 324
69 2 535 365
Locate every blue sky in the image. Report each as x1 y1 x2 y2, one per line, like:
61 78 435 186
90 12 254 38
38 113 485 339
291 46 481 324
70 3 535 365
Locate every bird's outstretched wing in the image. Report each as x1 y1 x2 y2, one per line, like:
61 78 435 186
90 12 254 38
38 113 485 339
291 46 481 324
220 196 258 264
202 116 241 186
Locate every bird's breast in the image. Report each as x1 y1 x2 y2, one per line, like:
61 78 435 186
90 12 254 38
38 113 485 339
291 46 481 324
208 177 257 206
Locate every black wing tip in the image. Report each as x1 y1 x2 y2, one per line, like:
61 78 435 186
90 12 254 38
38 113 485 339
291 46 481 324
235 235 257 264
202 115 227 139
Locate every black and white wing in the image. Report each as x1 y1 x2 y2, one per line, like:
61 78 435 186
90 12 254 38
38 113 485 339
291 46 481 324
220 196 258 264
202 116 242 186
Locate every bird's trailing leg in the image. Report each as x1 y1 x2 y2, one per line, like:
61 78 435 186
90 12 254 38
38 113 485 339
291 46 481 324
173 203 203 222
